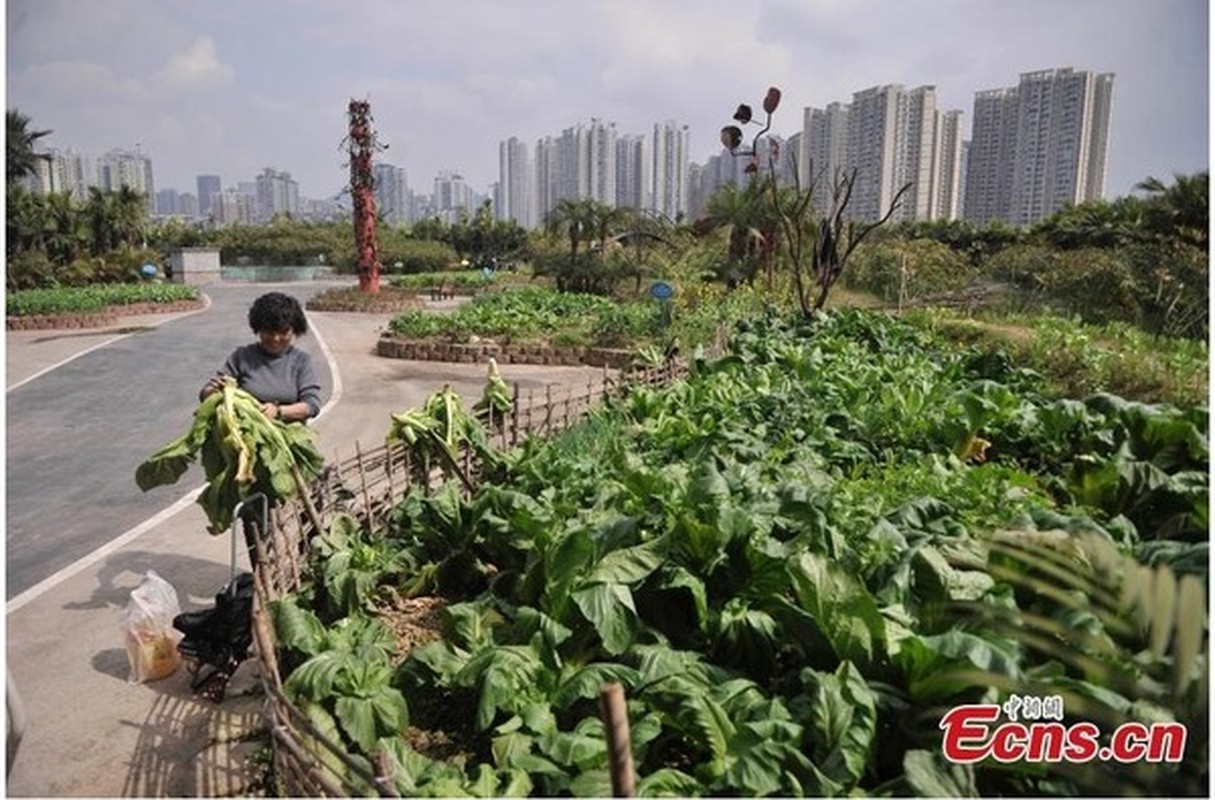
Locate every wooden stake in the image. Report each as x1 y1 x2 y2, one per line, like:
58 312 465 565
599 682 635 797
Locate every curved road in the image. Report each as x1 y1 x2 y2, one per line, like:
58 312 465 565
6 284 334 600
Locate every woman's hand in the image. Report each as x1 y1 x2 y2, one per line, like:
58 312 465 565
199 374 227 401
259 402 280 420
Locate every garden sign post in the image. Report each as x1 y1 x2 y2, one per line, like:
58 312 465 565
650 280 674 333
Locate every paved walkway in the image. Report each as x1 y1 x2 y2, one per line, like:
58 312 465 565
5 288 607 797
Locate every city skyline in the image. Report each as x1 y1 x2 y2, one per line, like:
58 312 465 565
7 0 1207 204
34 67 1116 232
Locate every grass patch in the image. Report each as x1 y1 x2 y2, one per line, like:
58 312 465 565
908 309 1208 408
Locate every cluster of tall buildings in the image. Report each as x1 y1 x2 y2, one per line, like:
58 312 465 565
156 168 340 224
486 65 1112 228
489 66 1113 230
23 151 339 224
25 147 156 211
492 119 690 229
20 66 1114 232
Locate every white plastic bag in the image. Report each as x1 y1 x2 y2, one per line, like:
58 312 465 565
121 570 183 683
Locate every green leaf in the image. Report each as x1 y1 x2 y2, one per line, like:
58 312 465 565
464 646 544 731
134 393 223 490
644 674 734 777
545 528 595 613
805 661 877 787
572 582 637 655
444 601 500 651
537 726 607 770
899 630 1023 701
635 767 701 797
586 535 668 585
551 662 642 709
299 702 364 789
374 737 443 795
284 650 354 702
788 552 886 667
567 768 612 798
491 730 534 767
903 749 977 797
270 597 326 656
722 720 819 797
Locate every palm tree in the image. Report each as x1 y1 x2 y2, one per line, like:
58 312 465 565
43 191 89 264
1135 171 1208 250
6 183 46 255
545 198 597 265
112 185 149 248
86 187 119 254
7 109 52 183
698 180 773 289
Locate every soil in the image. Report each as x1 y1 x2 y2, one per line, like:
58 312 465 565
373 591 488 764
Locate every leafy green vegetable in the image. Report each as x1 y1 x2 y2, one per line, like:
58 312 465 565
135 378 324 534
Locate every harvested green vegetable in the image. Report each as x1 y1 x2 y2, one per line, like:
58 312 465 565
472 357 512 416
136 378 325 534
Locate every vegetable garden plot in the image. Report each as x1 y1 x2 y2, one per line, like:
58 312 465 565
251 310 1207 797
248 362 688 796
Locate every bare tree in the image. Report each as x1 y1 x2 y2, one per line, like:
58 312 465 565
721 87 910 317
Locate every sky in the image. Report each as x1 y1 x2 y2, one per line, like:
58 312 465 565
5 0 1210 203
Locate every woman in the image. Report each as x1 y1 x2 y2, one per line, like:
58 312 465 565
199 291 322 422
187 292 322 702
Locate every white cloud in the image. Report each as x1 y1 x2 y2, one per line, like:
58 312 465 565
155 36 234 92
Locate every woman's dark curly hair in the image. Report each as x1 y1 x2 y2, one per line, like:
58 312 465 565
248 292 308 335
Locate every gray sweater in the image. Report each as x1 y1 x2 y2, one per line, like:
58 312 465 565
221 343 322 418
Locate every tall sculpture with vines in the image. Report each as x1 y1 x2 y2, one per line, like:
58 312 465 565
345 99 384 293
721 86 910 316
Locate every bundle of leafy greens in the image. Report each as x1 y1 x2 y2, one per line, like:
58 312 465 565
136 377 325 534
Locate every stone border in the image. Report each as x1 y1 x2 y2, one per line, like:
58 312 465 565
377 336 635 369
6 299 206 331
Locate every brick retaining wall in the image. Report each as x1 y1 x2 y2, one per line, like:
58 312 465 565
376 336 635 369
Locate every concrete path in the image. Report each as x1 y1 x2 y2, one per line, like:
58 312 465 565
5 283 607 797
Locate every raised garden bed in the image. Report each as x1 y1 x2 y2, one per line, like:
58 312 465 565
6 298 205 331
306 286 424 313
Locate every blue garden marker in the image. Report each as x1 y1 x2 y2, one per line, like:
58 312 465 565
140 263 158 279
650 281 674 331
650 281 674 301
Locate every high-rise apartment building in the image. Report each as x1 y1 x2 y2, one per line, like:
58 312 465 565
196 174 221 218
372 163 409 223
934 110 965 220
964 67 1114 226
534 137 558 225
433 171 474 223
213 188 257 226
254 167 299 222
497 137 534 227
586 119 617 208
652 121 689 221
800 102 850 212
615 135 650 210
798 84 963 223
532 118 619 222
846 84 902 221
95 148 155 213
